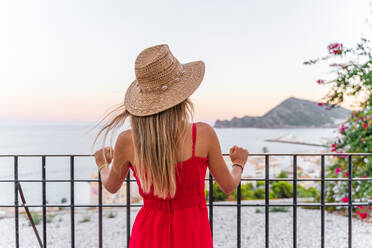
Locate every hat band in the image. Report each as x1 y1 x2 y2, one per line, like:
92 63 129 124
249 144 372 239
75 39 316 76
138 63 185 93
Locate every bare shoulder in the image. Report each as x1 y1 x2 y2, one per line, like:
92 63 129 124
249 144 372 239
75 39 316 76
116 129 134 151
117 129 132 143
115 129 134 163
195 121 217 138
194 121 218 147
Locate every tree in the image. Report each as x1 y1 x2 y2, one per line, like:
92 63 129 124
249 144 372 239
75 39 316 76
305 38 372 219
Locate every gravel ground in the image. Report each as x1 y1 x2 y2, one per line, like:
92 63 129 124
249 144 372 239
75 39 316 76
1 200 371 248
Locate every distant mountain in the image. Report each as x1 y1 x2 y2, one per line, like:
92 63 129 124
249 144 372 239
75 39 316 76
214 97 351 128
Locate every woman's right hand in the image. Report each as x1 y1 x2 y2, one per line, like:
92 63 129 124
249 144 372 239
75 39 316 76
229 145 249 168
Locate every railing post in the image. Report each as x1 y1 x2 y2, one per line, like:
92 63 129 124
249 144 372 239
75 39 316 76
347 155 352 248
70 156 75 248
209 172 213 236
320 155 325 248
293 155 297 248
237 183 241 248
126 171 131 247
42 156 47 247
14 156 19 248
265 155 269 248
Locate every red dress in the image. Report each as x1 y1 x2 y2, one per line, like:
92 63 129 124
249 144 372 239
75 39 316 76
129 123 213 248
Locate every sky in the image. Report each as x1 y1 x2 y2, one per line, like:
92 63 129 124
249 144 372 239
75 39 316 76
1 0 371 124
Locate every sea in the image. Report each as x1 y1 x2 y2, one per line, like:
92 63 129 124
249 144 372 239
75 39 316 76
0 121 340 207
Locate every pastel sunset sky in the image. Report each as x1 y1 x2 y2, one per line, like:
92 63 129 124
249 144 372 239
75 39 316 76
1 0 371 124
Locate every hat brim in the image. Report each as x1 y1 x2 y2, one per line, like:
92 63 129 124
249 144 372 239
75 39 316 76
124 61 205 116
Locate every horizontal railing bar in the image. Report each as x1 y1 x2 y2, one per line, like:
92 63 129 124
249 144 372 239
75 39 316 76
222 153 372 156
0 204 143 208
0 154 94 157
211 203 372 207
0 179 100 182
0 153 371 158
2 177 370 183
1 202 371 208
239 177 372 181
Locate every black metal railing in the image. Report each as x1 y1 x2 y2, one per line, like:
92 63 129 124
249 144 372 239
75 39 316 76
0 153 371 248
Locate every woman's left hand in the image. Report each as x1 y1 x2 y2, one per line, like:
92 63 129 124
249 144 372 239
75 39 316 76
94 146 114 167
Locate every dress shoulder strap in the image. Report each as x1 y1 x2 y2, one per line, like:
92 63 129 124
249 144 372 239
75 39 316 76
192 123 196 157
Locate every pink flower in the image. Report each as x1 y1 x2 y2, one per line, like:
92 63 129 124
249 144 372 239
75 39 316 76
361 138 365 142
363 123 368 130
339 124 345 133
370 115 372 121
331 143 337 152
357 206 364 210
316 79 325 84
318 102 323 106
335 168 342 173
341 197 349 203
360 212 368 219
328 43 343 55
335 150 347 159
344 172 349 177
362 175 367 178
330 63 347 68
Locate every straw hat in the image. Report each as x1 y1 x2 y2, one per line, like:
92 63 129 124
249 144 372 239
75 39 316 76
124 44 205 116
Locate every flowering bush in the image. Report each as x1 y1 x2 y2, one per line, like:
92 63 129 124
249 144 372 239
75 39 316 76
327 43 344 55
305 38 372 219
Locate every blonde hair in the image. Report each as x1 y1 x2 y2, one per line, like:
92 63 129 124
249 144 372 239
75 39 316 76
92 98 194 199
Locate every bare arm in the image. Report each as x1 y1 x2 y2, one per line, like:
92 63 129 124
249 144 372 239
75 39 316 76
94 130 132 193
205 124 248 194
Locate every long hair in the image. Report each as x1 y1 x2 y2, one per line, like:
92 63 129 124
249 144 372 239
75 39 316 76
92 98 194 199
